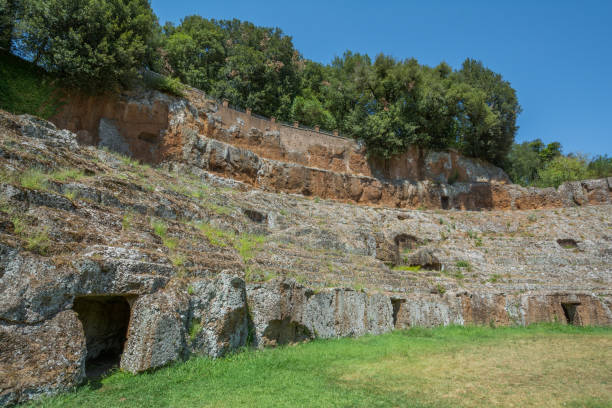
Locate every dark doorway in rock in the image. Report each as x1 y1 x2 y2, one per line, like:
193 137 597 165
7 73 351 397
390 298 405 327
561 303 580 325
394 234 420 264
441 196 450 210
557 239 578 249
137 131 158 143
73 296 131 378
243 208 267 223
261 317 312 347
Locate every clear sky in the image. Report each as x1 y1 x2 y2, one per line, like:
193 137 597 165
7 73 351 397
151 0 612 156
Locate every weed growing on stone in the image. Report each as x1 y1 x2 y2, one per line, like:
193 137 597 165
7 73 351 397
189 321 201 342
63 190 79 201
163 237 179 250
26 228 50 255
151 219 168 239
392 265 421 272
197 222 235 247
122 212 133 231
50 168 85 182
20 168 48 190
489 273 502 283
236 234 266 262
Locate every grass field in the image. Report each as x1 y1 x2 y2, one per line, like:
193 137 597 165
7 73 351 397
29 325 612 408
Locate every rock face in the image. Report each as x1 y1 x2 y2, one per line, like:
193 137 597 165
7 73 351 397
187 273 249 358
120 286 190 373
0 103 610 405
49 88 612 210
0 311 86 406
246 279 393 347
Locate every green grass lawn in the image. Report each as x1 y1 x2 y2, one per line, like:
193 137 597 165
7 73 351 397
29 325 612 408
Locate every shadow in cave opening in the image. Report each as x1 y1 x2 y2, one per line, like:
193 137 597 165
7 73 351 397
73 295 131 379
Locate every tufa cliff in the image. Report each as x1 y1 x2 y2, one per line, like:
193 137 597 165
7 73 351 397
0 90 610 405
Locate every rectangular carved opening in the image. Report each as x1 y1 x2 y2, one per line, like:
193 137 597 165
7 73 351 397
561 303 579 325
73 295 131 378
390 298 406 328
441 196 450 210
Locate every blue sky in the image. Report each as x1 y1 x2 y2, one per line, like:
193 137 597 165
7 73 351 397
151 0 612 156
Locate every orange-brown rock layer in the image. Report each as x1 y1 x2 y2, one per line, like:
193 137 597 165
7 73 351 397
49 89 612 210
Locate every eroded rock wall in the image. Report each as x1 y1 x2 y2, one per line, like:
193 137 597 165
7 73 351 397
48 90 612 210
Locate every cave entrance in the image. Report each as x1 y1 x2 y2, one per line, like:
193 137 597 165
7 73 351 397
390 298 406 328
394 234 420 265
261 317 312 347
441 196 450 210
561 303 580 325
73 296 131 378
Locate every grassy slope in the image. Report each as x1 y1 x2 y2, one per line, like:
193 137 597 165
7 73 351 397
29 325 612 408
0 53 62 118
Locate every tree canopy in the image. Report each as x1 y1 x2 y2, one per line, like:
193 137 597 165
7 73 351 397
18 0 158 89
5 6 528 166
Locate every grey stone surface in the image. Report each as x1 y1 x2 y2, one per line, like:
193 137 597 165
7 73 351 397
98 118 131 156
18 114 78 149
188 272 249 357
120 286 190 373
0 310 86 406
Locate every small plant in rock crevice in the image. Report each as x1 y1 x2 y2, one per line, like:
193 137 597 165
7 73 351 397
189 320 202 342
435 284 446 295
20 168 48 190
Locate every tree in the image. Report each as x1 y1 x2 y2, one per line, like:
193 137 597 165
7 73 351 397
290 90 336 130
207 19 301 120
587 154 612 179
504 139 563 186
0 0 22 53
162 16 225 91
454 59 521 165
20 0 158 89
537 155 589 188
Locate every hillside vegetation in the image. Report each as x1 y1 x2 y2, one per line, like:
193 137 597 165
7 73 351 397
0 53 62 118
27 325 612 408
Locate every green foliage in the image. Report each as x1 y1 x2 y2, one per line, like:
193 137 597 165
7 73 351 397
11 214 25 235
290 90 336 130
19 0 158 90
236 233 265 262
0 53 63 118
0 0 22 52
19 168 47 190
50 168 85 182
587 154 612 179
392 265 422 272
320 54 521 164
144 73 184 96
26 228 49 254
151 219 168 239
455 260 471 269
196 222 235 247
505 139 562 186
505 139 610 187
536 155 590 188
188 320 201 342
163 237 178 250
122 212 133 231
488 274 502 283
